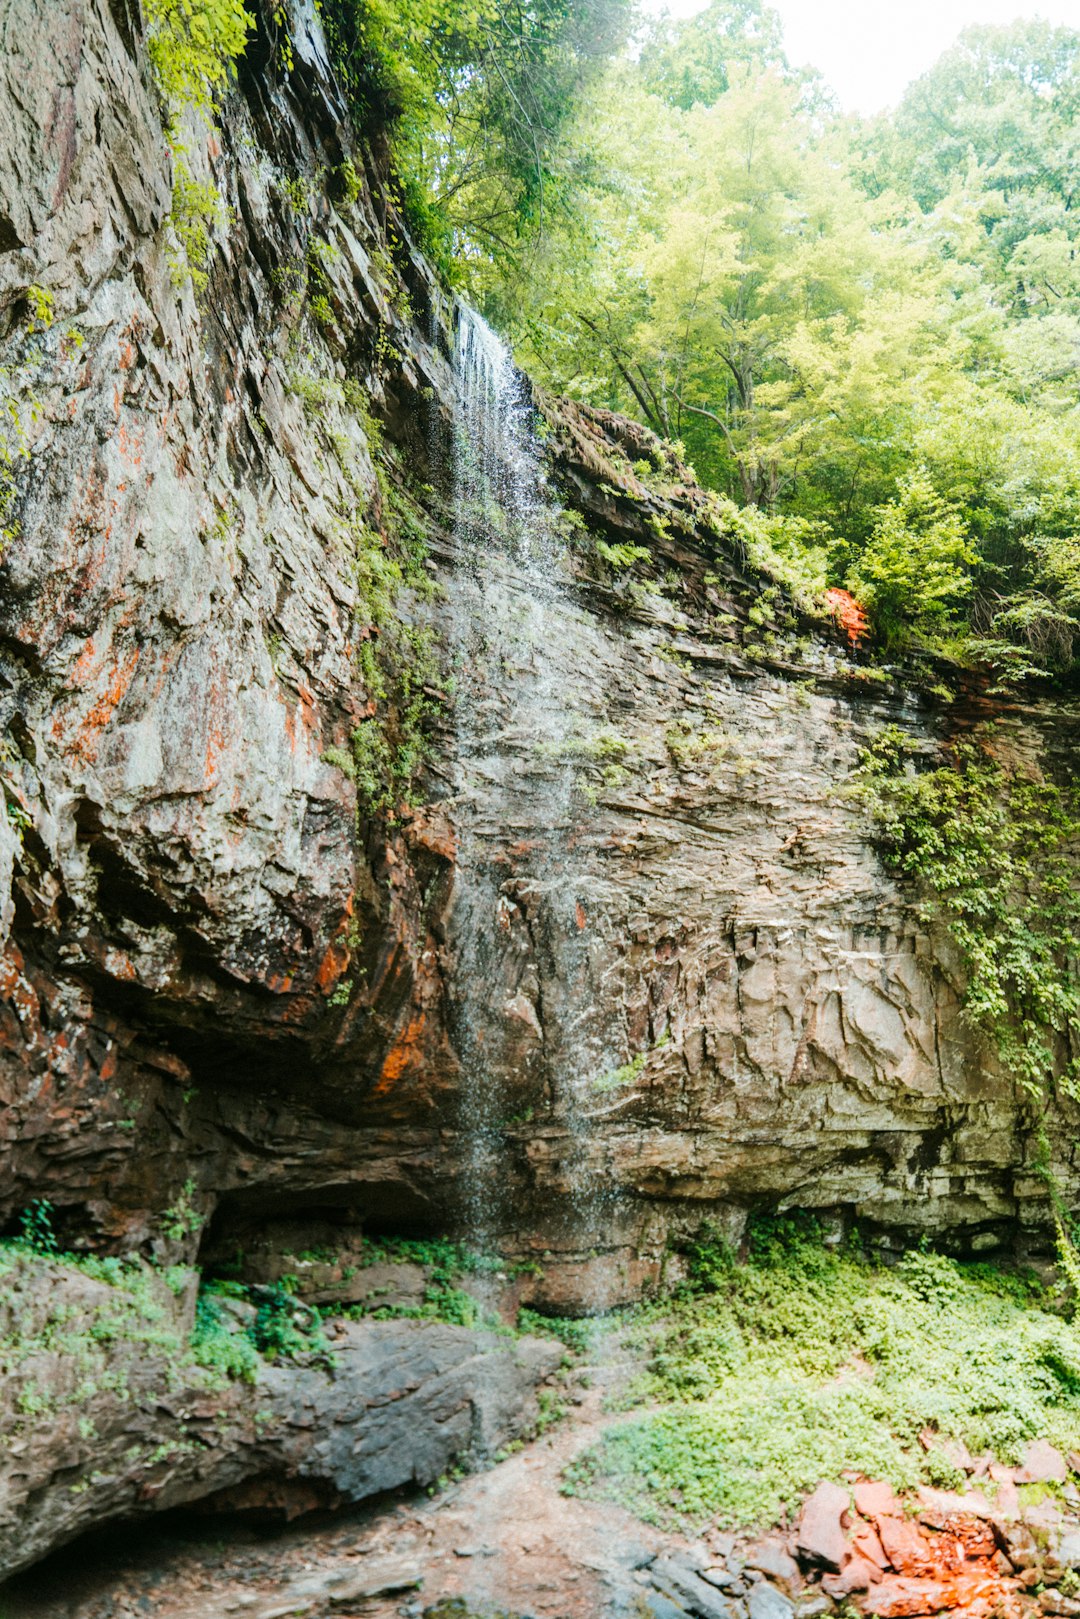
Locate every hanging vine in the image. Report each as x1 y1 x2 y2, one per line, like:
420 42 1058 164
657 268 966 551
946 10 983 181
849 724 1080 1105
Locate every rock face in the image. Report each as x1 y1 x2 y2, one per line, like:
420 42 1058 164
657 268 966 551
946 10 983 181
0 1245 561 1578
0 0 1073 1325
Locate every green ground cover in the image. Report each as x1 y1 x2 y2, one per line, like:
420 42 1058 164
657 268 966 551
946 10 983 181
563 1217 1080 1532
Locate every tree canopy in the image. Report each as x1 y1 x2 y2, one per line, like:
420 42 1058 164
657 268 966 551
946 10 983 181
323 0 633 281
473 4 1080 680
327 1 1080 683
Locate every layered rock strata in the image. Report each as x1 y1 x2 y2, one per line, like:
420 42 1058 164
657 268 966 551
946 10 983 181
0 0 1073 1318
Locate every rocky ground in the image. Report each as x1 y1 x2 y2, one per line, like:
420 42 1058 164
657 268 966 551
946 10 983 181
7 1333 1080 1619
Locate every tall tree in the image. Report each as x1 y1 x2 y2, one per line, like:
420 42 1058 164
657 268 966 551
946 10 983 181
323 0 634 282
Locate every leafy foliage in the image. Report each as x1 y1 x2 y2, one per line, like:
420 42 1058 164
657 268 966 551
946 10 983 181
565 1218 1080 1531
160 1179 205 1244
322 0 632 284
164 154 227 291
495 10 1080 675
848 472 977 639
250 1284 330 1361
144 1 251 293
638 0 788 111
16 1199 59 1256
191 1289 261 1382
849 727 1080 1102
144 0 252 111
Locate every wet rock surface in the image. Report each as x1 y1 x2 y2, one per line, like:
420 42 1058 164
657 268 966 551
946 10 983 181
0 0 1072 1297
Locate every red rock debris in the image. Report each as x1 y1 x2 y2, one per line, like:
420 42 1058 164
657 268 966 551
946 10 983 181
793 1476 1038 1619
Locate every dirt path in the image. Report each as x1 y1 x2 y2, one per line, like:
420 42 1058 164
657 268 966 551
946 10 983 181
2 1371 681 1619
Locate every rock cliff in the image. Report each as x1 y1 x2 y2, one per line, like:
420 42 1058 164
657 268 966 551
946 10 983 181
0 0 1075 1571
0 0 1072 1289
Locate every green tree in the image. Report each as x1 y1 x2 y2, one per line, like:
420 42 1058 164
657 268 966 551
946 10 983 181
848 471 977 638
498 8 1080 676
322 0 633 283
857 20 1080 322
638 0 786 110
507 65 950 520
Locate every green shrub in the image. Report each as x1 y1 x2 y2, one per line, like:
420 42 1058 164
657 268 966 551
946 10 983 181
342 1235 506 1329
164 154 225 291
566 1375 917 1529
17 1198 59 1256
190 1291 259 1383
567 1228 1080 1532
250 1285 320 1359
848 469 977 640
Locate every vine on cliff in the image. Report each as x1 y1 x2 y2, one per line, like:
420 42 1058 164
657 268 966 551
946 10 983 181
144 0 253 292
849 725 1080 1106
144 0 252 110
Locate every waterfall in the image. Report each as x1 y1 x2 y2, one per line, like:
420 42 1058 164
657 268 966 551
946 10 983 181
447 307 620 1310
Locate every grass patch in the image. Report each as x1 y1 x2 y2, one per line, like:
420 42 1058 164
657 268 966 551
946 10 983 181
564 1216 1080 1532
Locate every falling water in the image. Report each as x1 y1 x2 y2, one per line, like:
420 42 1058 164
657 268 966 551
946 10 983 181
447 307 621 1308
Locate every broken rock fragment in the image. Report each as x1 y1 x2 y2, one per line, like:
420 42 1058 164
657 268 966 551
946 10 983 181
795 1481 850 1572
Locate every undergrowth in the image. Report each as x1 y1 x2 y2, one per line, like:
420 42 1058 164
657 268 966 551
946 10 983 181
564 1215 1080 1533
343 1236 511 1330
194 1278 331 1375
0 1199 330 1429
0 1241 203 1425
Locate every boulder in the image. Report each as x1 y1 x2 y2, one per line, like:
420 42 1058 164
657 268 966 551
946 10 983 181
795 1482 850 1572
745 1538 802 1594
863 1573 1007 1617
1039 1594 1080 1617
821 1554 882 1598
0 1290 562 1580
651 1557 739 1619
850 1521 888 1569
1016 1442 1069 1485
747 1584 795 1619
854 1481 904 1520
875 1516 947 1578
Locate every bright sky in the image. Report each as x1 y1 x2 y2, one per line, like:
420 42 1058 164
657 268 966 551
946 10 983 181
645 0 1080 113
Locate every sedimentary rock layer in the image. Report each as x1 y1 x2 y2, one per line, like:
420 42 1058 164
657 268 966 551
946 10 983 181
0 0 1073 1309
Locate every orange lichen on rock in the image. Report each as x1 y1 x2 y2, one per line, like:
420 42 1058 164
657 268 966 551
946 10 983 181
863 1572 1020 1618
825 586 869 646
64 646 141 761
374 1008 427 1096
316 898 356 995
